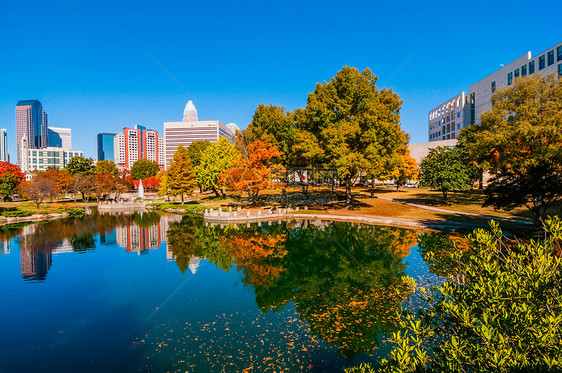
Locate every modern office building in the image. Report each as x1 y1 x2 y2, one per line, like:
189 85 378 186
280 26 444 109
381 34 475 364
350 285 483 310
47 127 71 149
19 135 83 172
112 125 162 169
163 100 233 169
16 99 48 165
429 42 562 141
97 133 116 161
114 132 126 165
0 129 8 162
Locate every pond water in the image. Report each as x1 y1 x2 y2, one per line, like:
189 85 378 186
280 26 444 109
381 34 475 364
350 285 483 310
0 211 439 373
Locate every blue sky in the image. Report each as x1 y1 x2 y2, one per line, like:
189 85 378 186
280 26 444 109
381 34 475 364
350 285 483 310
0 0 559 159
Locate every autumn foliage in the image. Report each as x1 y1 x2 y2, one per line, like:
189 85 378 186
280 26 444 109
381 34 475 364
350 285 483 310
223 137 284 203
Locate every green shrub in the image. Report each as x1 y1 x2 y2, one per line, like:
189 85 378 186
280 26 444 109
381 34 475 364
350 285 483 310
377 217 562 372
1 208 33 217
65 207 85 217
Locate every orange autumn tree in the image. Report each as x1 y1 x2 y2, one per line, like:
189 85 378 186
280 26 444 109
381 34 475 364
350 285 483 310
223 136 284 204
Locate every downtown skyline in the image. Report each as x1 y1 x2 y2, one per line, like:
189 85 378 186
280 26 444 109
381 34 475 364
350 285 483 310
0 0 560 159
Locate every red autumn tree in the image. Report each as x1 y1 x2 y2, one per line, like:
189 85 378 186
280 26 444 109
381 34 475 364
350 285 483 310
222 136 284 204
0 161 26 200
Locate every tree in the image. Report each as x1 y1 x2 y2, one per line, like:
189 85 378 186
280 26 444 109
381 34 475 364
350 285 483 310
378 217 562 372
245 104 295 167
92 172 115 202
387 147 418 191
186 140 211 192
130 159 159 180
419 146 475 203
19 171 57 210
167 144 197 203
459 73 562 223
72 174 95 202
223 136 284 204
65 156 94 175
289 122 325 196
195 136 240 198
0 161 25 200
94 160 120 178
299 67 408 208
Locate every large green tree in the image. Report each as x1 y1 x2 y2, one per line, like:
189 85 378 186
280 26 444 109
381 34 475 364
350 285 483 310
186 140 211 192
419 146 475 202
195 136 239 197
65 156 94 175
94 160 120 178
297 67 408 208
459 73 562 223
130 159 160 180
245 104 295 167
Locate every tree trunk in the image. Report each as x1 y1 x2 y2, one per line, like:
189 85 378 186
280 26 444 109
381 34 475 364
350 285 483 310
478 169 484 189
181 194 184 205
212 188 221 198
396 184 400 192
81 192 85 202
442 189 448 203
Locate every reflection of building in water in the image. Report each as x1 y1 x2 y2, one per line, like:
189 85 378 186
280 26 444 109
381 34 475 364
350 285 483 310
116 223 161 255
0 240 9 255
20 249 52 281
100 230 116 245
187 256 201 274
52 239 74 255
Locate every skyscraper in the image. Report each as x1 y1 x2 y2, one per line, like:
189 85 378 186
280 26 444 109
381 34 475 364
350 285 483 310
97 133 116 161
163 100 233 169
48 127 71 149
112 125 163 169
16 99 48 166
0 129 8 162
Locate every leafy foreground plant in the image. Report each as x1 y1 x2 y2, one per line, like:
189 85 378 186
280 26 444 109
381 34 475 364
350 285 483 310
346 217 562 372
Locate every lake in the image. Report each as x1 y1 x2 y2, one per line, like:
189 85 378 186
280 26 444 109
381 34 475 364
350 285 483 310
0 211 438 372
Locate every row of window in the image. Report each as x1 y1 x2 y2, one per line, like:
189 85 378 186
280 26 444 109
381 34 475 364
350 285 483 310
30 151 81 158
506 46 562 86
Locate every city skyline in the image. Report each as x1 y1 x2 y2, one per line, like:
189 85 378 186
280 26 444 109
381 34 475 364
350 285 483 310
0 0 560 159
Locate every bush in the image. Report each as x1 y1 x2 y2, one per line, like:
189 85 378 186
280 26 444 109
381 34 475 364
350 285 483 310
378 217 562 372
65 207 85 217
1 208 33 217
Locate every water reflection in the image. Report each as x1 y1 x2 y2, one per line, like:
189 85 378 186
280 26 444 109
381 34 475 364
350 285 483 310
0 212 433 371
166 216 419 359
9 211 178 281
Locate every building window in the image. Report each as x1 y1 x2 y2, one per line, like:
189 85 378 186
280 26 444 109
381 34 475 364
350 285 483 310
548 50 554 66
539 55 545 70
558 46 562 62
507 72 513 85
514 68 520 77
457 112 461 118
491 81 496 93
457 124 460 129
522 65 527 76
529 60 535 74
559 64 562 77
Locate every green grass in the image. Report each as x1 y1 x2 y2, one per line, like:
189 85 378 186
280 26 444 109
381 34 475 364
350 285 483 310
148 202 225 213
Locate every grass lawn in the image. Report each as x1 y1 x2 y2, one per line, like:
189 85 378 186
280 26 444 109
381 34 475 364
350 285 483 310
0 200 96 215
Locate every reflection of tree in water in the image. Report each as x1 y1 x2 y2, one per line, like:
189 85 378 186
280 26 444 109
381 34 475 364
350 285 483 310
167 218 418 358
417 232 470 277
